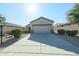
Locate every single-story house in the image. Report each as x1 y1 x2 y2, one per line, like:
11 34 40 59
54 23 79 36
26 17 54 33
0 22 24 35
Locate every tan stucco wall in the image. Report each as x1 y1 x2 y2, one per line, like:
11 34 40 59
0 25 23 34
54 24 79 36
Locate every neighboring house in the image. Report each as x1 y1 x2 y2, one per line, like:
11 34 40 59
26 17 54 33
0 22 24 35
25 24 30 30
54 23 79 36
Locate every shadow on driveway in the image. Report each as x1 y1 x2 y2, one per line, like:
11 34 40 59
28 33 79 54
57 34 79 48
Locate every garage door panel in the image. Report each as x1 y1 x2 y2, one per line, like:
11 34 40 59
32 26 51 33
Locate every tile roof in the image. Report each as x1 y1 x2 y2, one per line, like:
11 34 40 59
5 22 24 28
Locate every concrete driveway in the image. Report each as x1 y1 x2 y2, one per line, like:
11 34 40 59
0 33 79 55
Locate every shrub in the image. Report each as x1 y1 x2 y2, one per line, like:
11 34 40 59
57 29 65 35
10 29 22 38
21 29 29 33
66 30 78 37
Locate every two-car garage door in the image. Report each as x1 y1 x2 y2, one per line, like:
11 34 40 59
32 25 51 33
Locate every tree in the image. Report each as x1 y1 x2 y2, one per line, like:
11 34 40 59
0 14 6 44
67 4 79 24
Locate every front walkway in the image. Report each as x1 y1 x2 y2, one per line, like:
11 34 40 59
0 33 79 55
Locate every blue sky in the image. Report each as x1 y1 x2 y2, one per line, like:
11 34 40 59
0 3 74 26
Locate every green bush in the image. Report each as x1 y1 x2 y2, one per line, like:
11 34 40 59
66 30 78 37
10 29 22 38
57 29 65 35
21 29 29 33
